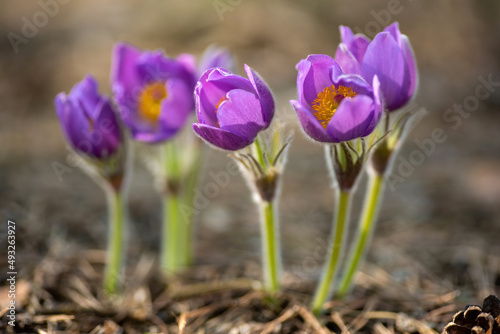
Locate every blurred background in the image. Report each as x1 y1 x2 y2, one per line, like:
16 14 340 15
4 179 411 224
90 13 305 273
1 0 500 302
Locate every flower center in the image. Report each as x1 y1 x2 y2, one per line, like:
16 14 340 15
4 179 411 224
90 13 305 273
312 84 356 129
139 82 167 123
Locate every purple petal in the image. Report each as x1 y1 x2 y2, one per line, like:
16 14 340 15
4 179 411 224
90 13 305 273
326 95 377 142
349 35 370 64
136 50 182 85
118 97 161 143
383 22 417 98
339 26 355 45
64 99 105 157
177 53 197 79
158 78 194 133
244 64 275 128
334 44 363 76
333 73 373 97
295 59 311 105
383 22 402 46
127 96 180 143
197 68 254 123
55 94 95 154
111 43 142 96
92 98 122 157
297 54 341 106
56 76 122 158
124 78 193 144
362 32 407 111
55 93 79 149
401 35 418 100
117 83 170 143
69 75 101 119
118 98 150 137
54 93 68 128
207 67 254 91
131 127 178 143
290 100 335 143
195 78 218 127
217 89 265 140
192 123 253 151
339 26 370 63
371 75 383 116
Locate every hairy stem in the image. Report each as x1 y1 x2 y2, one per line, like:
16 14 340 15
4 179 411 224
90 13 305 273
260 200 281 292
178 149 203 267
162 193 181 273
311 189 351 315
104 188 125 295
337 172 384 297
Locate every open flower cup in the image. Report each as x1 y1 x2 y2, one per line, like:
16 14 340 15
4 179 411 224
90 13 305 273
291 54 382 146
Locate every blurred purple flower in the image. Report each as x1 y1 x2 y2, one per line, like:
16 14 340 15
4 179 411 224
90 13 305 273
55 75 122 159
193 65 275 151
290 54 383 143
335 22 417 111
111 42 197 143
198 45 236 76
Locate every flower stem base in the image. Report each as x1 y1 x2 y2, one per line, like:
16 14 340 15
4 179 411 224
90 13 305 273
260 200 281 292
104 188 125 295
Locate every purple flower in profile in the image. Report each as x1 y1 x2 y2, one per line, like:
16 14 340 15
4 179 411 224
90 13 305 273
55 75 122 159
197 45 236 76
111 42 197 143
335 22 417 111
192 65 275 151
290 54 383 143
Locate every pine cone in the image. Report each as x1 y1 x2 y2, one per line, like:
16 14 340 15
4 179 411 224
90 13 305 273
443 295 500 334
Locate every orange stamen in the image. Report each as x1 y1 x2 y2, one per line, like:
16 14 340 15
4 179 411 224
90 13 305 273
312 84 356 129
139 82 167 123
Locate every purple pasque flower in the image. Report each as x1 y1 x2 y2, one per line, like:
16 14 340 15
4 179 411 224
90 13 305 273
55 75 122 159
334 22 417 111
192 65 275 151
197 45 236 76
290 54 383 143
111 42 197 143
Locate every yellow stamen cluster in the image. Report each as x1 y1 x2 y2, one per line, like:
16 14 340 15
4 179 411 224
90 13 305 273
139 82 167 123
312 84 356 129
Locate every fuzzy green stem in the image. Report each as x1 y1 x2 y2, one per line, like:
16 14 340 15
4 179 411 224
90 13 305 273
104 189 125 295
161 142 183 274
337 172 384 297
178 149 203 267
260 200 281 292
162 193 181 273
311 189 351 316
